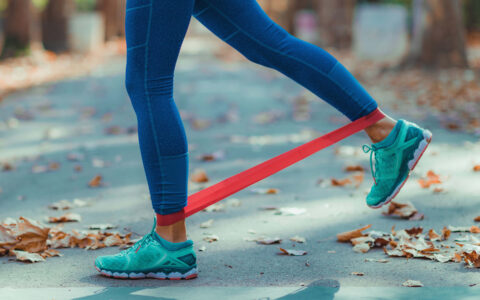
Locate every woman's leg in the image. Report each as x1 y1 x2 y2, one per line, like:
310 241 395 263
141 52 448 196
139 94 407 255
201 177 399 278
125 0 195 242
192 0 431 209
193 0 382 122
94 0 198 280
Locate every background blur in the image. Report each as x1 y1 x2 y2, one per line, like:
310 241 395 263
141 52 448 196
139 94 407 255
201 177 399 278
1 0 480 131
2 1 480 294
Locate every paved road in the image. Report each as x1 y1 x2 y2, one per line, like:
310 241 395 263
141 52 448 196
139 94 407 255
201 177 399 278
1 48 480 298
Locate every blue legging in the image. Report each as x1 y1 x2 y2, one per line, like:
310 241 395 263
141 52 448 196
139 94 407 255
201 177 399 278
125 0 378 216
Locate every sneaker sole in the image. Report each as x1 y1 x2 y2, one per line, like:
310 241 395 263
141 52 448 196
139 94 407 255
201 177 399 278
94 264 198 280
369 129 432 209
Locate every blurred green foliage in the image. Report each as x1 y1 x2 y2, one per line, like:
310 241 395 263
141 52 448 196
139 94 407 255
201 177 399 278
74 0 96 12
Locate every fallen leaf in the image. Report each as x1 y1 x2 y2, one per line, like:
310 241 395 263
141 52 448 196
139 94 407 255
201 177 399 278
196 150 226 162
226 198 241 207
191 169 209 183
88 224 116 230
200 219 214 228
383 201 420 219
41 249 62 258
353 243 371 253
364 258 389 263
88 175 103 187
331 177 351 187
402 279 423 287
289 236 306 243
279 247 307 256
351 272 364 276
471 226 480 234
202 234 219 243
473 164 480 172
441 227 451 240
202 203 225 212
475 216 480 222
250 188 279 194
418 170 442 188
256 237 282 245
337 224 372 243
0 217 50 253
48 213 81 223
274 207 306 216
428 229 441 242
11 250 45 263
448 225 471 232
344 165 364 172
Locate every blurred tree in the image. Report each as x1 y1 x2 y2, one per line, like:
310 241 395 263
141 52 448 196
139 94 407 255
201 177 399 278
42 0 75 53
97 0 125 41
316 0 356 49
405 0 468 68
1 0 34 58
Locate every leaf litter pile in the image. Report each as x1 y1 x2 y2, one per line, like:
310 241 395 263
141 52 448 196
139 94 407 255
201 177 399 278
337 219 480 269
0 217 135 263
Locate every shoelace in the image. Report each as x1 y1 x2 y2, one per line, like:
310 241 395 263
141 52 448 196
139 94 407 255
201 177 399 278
362 144 379 185
121 232 153 256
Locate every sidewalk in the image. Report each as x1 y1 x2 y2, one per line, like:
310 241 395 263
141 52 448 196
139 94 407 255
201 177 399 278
1 37 480 295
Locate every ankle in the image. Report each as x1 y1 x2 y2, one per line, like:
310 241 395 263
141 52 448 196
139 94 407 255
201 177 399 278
155 220 187 243
365 117 397 144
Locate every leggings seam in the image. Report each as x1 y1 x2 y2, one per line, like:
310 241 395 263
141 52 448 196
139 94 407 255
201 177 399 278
144 1 165 206
126 3 152 12
203 0 366 120
223 30 240 42
193 6 209 17
127 43 147 51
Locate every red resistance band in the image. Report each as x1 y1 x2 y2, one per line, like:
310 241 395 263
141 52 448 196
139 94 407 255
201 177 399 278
156 108 386 226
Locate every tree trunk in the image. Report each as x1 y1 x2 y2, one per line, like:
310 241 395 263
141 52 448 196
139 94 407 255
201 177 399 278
1 0 34 58
97 0 126 41
42 0 75 53
315 0 356 49
405 0 468 68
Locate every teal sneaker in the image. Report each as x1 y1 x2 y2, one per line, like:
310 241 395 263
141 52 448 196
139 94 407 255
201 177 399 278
94 217 198 280
362 119 432 208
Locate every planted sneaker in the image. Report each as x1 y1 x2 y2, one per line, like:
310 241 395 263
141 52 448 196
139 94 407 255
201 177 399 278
94 217 197 280
362 119 432 208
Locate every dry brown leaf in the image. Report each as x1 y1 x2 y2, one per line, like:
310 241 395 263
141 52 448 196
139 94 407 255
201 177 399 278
256 237 282 245
383 201 420 219
331 178 351 187
428 229 441 242
196 150 226 162
442 227 451 240
337 224 372 243
418 170 442 188
48 213 81 223
0 217 50 253
203 234 219 243
471 226 480 234
353 243 371 253
11 250 45 263
191 169 209 183
475 216 480 222
344 165 365 172
200 219 214 228
40 249 62 258
351 272 364 276
88 175 103 187
463 251 480 268
402 279 423 287
405 227 423 237
278 248 307 256
289 236 306 243
251 188 279 194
